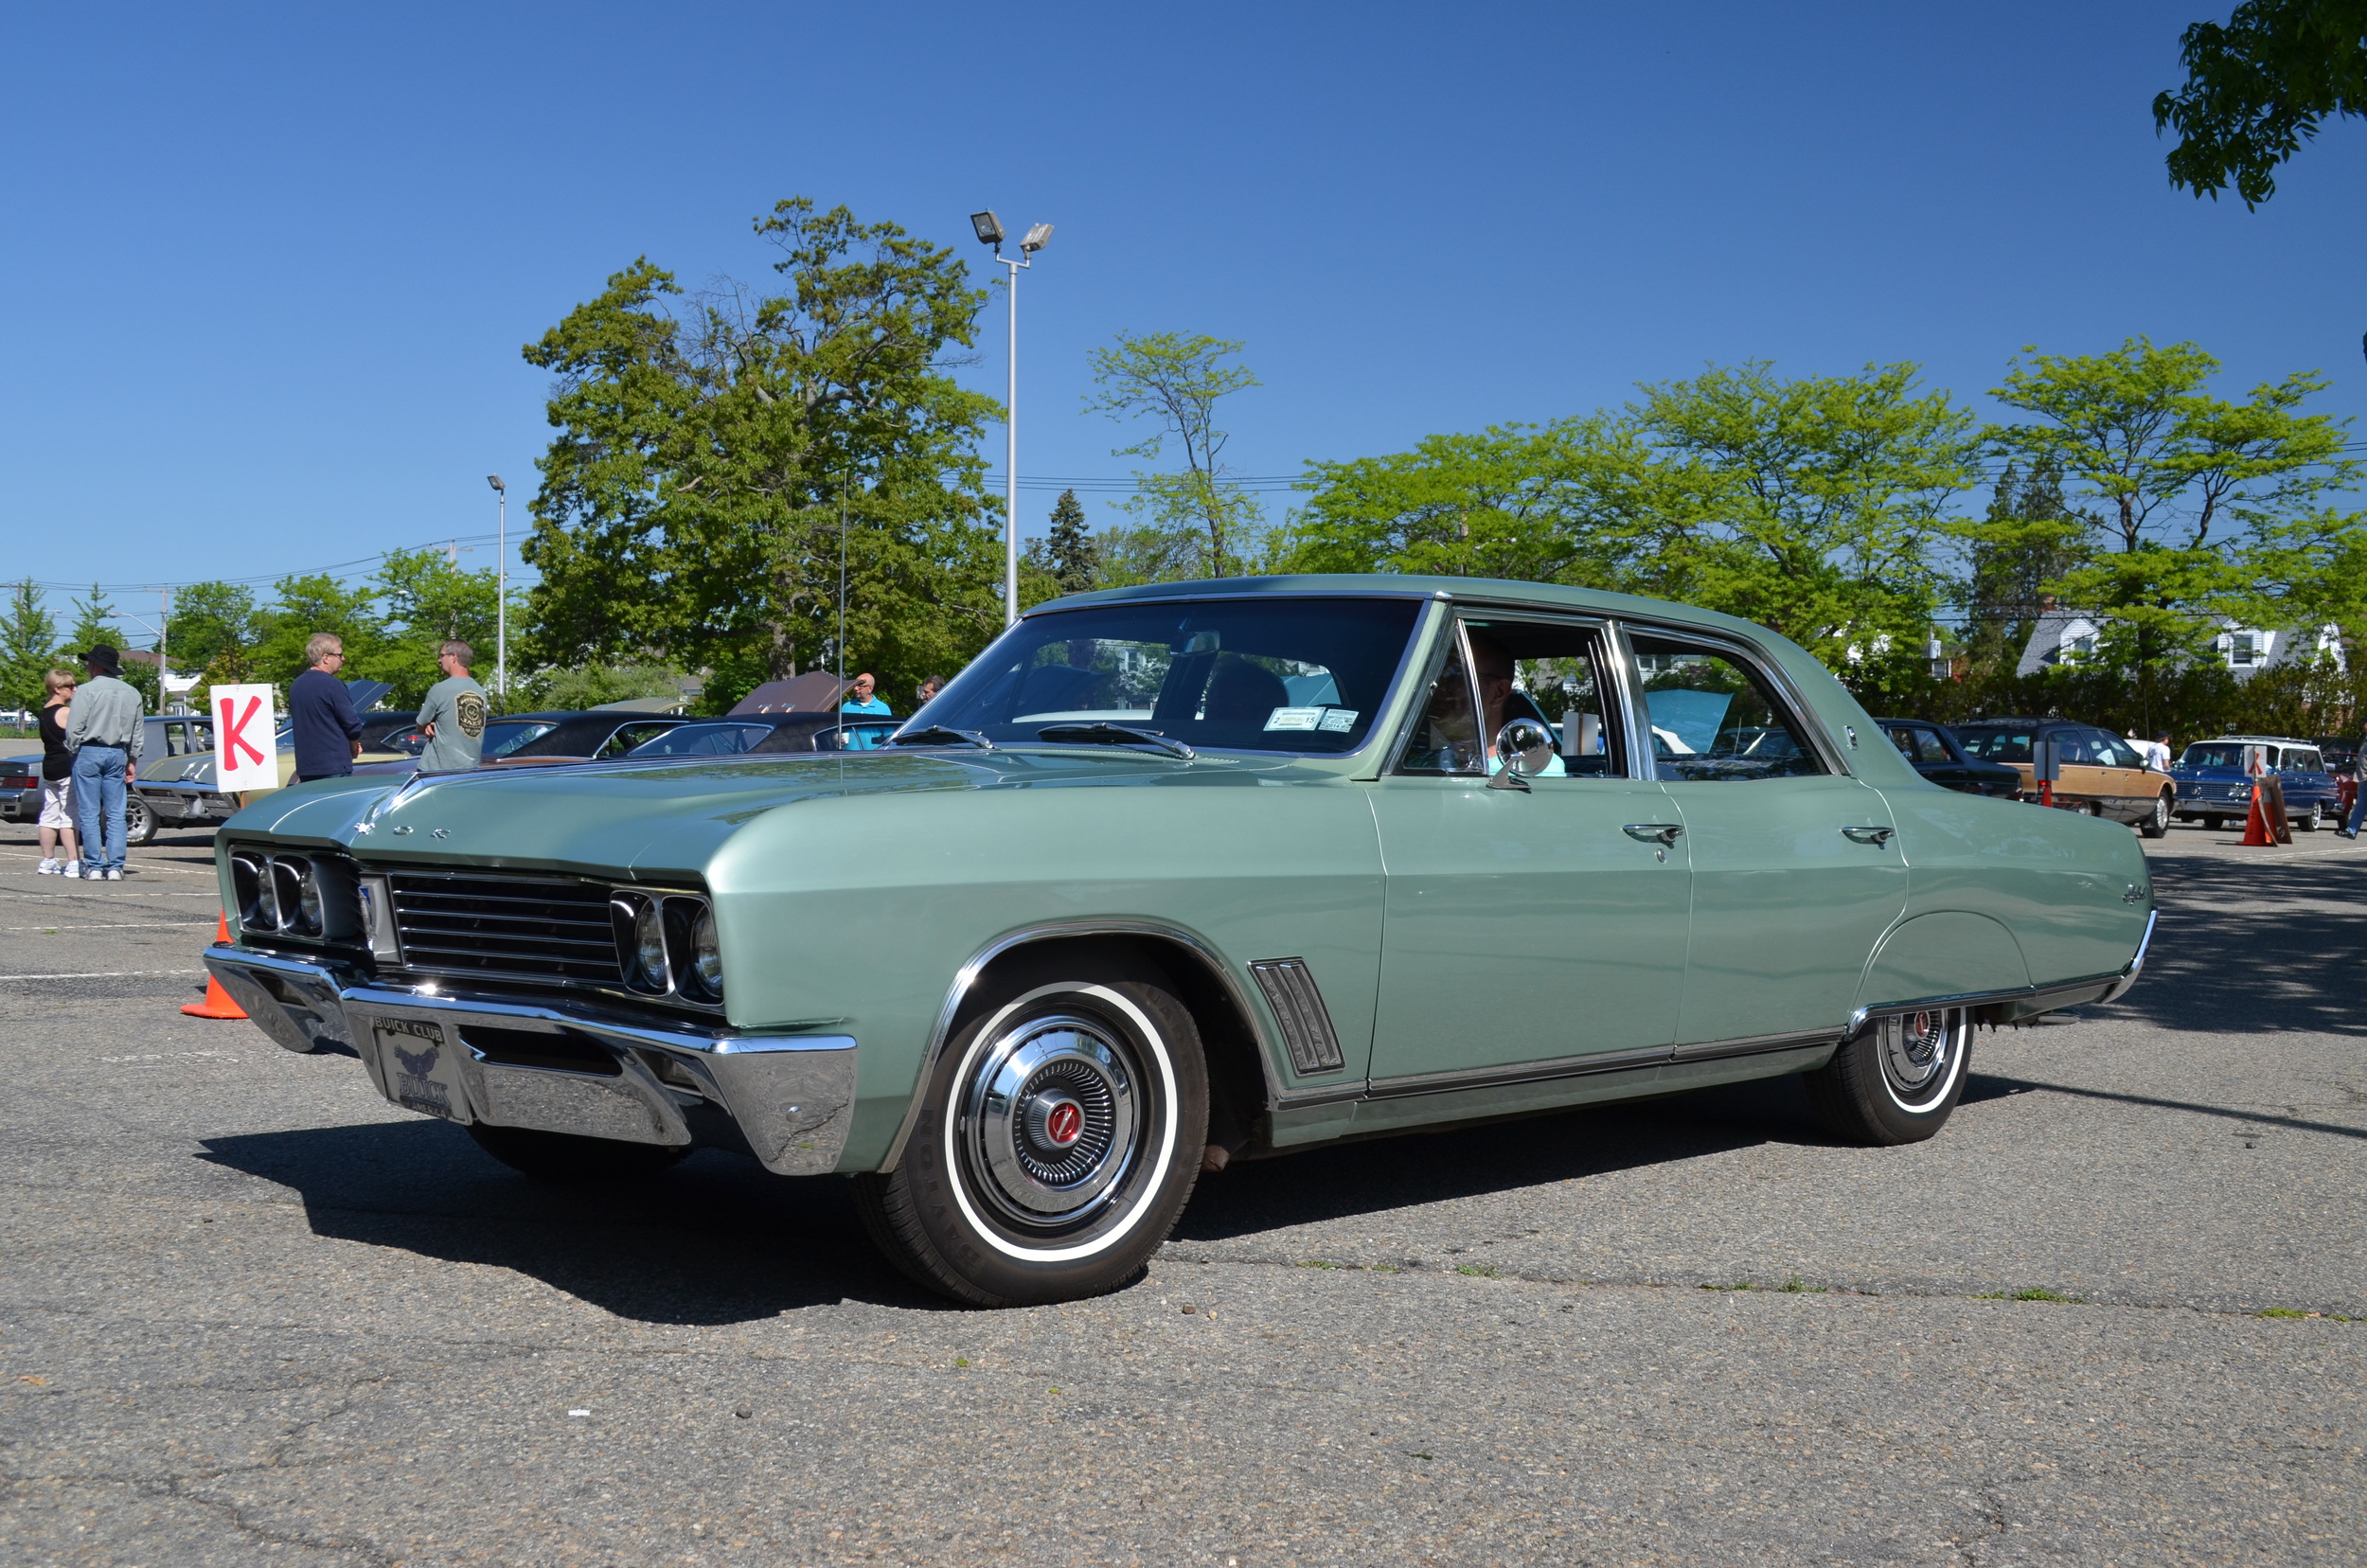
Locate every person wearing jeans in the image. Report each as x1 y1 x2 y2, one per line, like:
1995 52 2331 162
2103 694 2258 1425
2340 721 2367 840
63 643 145 880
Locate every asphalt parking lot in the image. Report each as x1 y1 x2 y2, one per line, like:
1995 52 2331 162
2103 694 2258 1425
2 817 2362 1566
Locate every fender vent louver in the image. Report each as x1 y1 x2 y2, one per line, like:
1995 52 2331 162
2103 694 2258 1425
1250 957 1345 1075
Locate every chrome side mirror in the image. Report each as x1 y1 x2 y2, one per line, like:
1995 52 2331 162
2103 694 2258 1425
1487 718 1557 792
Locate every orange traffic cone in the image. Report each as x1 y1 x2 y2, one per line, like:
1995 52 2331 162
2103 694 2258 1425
2240 783 2278 847
183 912 248 1019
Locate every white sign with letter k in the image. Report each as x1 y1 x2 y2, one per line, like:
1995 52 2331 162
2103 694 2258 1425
211 683 279 793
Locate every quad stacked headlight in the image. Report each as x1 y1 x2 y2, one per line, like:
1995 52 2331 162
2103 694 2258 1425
610 891 725 1007
229 850 355 942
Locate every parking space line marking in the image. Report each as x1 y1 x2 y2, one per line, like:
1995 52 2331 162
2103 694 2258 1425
1 921 222 932
0 969 207 981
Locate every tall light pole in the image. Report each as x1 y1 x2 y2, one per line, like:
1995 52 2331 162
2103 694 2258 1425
970 211 1053 627
486 474 507 698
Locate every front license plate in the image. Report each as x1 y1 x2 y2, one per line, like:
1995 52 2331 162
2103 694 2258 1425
373 1016 463 1120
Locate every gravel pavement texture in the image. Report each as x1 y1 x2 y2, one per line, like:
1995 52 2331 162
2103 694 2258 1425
1 819 2361 1565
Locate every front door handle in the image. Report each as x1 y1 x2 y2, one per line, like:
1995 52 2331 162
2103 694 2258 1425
1841 825 1895 847
1622 824 1683 846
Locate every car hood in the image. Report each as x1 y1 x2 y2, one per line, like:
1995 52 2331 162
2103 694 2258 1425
222 746 1307 879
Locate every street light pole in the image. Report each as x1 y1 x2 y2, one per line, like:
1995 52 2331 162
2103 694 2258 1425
487 475 507 698
970 212 1053 628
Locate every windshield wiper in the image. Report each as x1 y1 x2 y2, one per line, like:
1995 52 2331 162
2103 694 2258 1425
886 724 995 751
1036 722 1196 761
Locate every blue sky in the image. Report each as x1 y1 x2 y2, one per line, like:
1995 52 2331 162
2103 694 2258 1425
5 1 2362 621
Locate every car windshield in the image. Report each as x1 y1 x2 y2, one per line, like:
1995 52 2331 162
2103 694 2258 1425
626 722 775 757
914 597 1422 754
2180 743 2250 768
479 721 559 758
1954 728 2034 762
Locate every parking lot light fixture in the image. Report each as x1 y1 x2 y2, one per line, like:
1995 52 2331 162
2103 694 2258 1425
972 209 1051 627
487 474 507 698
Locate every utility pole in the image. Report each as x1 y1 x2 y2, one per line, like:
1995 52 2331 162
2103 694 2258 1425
970 212 1054 627
157 586 170 712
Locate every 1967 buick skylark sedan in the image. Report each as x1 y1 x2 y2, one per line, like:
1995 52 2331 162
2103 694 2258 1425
205 577 2157 1306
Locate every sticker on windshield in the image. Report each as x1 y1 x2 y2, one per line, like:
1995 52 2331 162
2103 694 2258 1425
1317 708 1359 733
1264 706 1324 732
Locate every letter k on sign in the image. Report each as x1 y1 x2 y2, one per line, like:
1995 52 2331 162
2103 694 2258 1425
210 682 280 793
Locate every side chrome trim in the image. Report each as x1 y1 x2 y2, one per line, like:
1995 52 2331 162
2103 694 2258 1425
879 918 1288 1174
1366 1043 1672 1100
1667 1028 1843 1064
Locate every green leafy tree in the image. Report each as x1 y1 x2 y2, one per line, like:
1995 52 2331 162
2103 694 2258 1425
167 581 261 682
1987 335 2359 674
63 584 117 660
512 661 687 713
521 199 1004 711
370 548 507 705
1083 331 1265 579
1042 489 1097 595
1 580 61 717
2155 0 2367 205
1952 457 2092 677
254 574 386 689
1286 362 1980 684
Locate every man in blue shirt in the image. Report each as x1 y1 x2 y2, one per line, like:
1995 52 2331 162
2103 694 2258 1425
289 633 364 782
840 671 892 718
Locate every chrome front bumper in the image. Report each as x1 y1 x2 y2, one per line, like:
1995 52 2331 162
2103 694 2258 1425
204 945 856 1176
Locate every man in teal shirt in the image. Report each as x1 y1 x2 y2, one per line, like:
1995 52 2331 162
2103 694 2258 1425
840 671 891 718
416 640 489 772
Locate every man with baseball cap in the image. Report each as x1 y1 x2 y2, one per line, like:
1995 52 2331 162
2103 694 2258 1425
62 643 145 881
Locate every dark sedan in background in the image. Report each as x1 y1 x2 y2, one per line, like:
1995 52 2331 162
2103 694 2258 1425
1875 718 2024 798
362 709 688 771
621 712 902 757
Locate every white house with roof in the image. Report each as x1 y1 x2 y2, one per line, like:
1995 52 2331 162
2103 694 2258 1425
2017 612 2347 679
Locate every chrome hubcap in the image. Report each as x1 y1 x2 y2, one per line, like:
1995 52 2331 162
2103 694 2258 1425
1878 1008 1960 1106
960 1013 1141 1227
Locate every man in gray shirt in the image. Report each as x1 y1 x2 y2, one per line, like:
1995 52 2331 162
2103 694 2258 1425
63 643 145 880
416 640 489 772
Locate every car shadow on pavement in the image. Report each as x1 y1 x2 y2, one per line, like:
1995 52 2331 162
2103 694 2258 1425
2118 849 2367 1039
1177 1072 1841 1243
197 1119 938 1323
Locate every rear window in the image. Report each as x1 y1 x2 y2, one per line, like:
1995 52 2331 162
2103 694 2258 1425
480 721 559 758
627 722 773 757
1955 728 2034 762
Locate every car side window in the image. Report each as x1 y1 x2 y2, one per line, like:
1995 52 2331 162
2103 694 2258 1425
2291 749 2323 773
1395 628 1483 775
2095 735 2145 769
597 722 669 757
1627 634 1826 782
1885 724 1948 764
2054 730 2094 765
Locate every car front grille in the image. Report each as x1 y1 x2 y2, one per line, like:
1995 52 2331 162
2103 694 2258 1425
386 871 622 985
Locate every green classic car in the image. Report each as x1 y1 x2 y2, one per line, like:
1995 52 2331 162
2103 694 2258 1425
204 577 2157 1306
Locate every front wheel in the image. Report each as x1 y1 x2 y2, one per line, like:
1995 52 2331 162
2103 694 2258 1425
2296 801 2323 832
2140 792 2171 839
854 952 1208 1308
1806 1007 1970 1146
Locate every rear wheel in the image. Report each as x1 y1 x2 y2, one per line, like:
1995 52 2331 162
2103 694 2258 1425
466 1123 690 1182
123 795 157 846
854 951 1207 1308
2140 792 2171 839
1806 1007 1970 1146
2200 814 2225 831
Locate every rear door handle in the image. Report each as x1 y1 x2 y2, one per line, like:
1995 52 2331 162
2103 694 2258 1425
1841 825 1895 847
1622 824 1683 846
